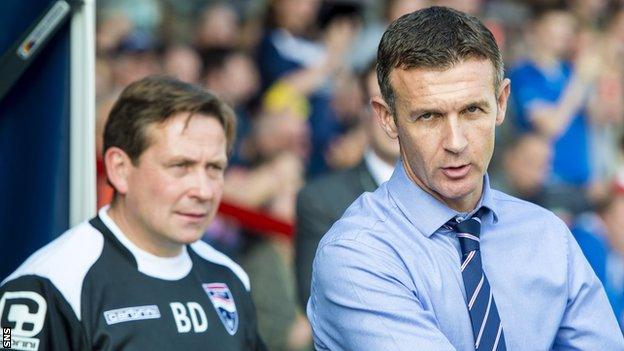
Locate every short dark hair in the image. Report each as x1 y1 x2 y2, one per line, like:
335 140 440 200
376 6 504 115
200 46 236 77
103 75 236 164
529 1 569 22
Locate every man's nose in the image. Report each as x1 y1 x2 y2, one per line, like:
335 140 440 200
443 115 468 154
189 170 215 201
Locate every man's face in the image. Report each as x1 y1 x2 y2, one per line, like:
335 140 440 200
276 0 320 35
505 135 551 196
373 59 510 212
533 12 576 58
119 113 227 255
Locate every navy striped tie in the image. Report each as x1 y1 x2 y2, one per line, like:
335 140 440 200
454 214 506 351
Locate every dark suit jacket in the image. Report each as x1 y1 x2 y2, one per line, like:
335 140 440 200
295 161 378 309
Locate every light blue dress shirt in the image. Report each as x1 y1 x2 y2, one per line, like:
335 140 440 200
307 161 624 350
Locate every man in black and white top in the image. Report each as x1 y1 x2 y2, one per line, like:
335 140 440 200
0 76 266 350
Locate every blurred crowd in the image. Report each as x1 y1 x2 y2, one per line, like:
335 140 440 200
94 0 624 348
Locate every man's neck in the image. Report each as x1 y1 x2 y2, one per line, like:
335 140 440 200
530 50 561 73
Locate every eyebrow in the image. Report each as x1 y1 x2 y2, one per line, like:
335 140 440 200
408 108 444 118
165 155 227 166
164 156 195 166
460 99 491 110
207 159 228 168
407 99 493 118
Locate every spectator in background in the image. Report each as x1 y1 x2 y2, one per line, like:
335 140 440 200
567 0 609 29
96 9 133 55
584 6 624 203
494 131 584 223
241 227 312 351
433 0 482 15
95 9 134 98
202 48 259 110
327 1 430 171
572 185 624 329
324 68 368 170
295 61 400 310
224 114 307 218
509 3 600 214
223 83 309 221
224 86 311 351
349 0 429 72
606 5 624 48
198 50 261 261
96 57 114 99
100 0 162 33
194 2 241 51
162 45 203 84
111 30 162 90
202 47 260 165
597 6 624 125
492 133 551 204
257 0 356 176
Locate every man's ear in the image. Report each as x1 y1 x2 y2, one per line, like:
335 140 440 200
495 78 511 126
104 147 133 196
371 96 399 139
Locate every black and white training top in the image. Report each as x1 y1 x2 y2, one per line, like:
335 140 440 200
0 207 265 351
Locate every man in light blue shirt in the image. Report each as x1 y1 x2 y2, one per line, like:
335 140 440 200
307 6 624 350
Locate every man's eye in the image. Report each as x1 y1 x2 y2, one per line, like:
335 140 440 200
466 106 480 113
170 163 191 172
419 113 433 120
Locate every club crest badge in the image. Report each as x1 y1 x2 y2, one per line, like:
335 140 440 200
203 283 238 335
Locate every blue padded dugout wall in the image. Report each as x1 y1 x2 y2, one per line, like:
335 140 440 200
0 0 71 280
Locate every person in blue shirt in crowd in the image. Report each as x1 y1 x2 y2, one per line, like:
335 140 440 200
509 4 600 189
572 185 624 330
256 0 356 176
307 6 623 350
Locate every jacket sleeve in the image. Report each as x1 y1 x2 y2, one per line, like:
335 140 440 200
0 275 87 351
294 186 336 310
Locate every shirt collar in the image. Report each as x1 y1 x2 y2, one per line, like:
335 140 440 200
364 149 395 186
387 160 499 237
98 206 192 280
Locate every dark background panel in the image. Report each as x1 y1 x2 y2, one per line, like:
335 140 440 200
0 0 71 280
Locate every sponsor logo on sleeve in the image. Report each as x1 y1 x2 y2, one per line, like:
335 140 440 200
0 291 47 351
202 283 238 335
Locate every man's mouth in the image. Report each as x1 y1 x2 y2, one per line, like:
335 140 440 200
441 164 471 179
176 211 209 222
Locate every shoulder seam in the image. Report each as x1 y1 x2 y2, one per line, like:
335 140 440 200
190 241 251 291
1 221 105 320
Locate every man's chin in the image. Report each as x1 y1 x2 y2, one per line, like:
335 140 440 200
174 226 208 244
437 181 479 203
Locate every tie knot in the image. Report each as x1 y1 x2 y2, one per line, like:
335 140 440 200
453 215 482 255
